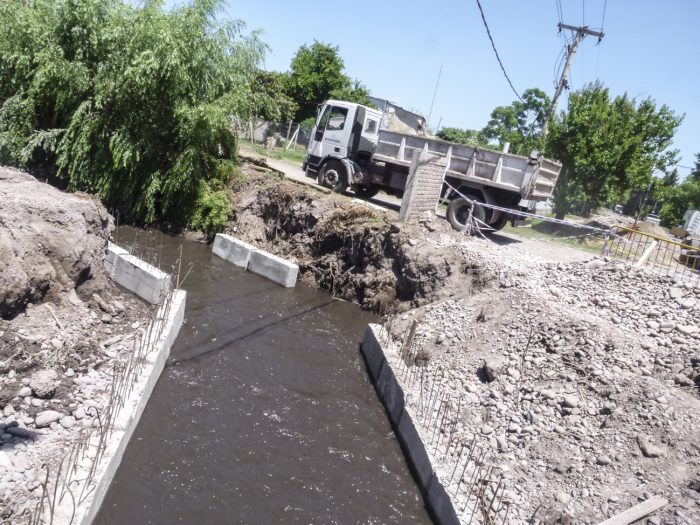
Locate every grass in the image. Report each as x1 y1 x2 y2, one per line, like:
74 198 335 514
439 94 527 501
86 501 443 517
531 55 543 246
503 219 606 254
239 139 307 165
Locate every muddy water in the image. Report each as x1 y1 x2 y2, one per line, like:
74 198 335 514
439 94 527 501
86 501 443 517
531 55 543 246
96 227 431 524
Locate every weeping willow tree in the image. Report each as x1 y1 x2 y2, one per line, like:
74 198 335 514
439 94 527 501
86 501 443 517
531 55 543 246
0 0 275 235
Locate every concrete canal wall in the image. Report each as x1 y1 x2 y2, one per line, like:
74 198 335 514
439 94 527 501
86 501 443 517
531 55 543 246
361 324 460 525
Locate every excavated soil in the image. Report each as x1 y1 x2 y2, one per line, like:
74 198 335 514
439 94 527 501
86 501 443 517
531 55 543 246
226 168 486 314
0 167 151 522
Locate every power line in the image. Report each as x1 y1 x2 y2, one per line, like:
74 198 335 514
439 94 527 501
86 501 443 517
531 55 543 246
601 0 608 32
474 0 524 103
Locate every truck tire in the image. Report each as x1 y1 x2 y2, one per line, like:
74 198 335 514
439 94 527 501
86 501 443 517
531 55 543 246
318 160 348 193
351 184 381 199
447 196 487 232
487 213 509 232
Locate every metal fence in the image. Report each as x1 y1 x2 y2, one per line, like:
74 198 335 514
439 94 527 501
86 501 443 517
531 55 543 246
603 225 700 287
232 118 310 152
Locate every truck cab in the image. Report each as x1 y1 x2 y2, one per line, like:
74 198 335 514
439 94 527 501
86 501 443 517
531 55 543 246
303 100 383 193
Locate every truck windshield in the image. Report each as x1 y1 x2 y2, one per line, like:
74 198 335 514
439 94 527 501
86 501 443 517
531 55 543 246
326 106 348 131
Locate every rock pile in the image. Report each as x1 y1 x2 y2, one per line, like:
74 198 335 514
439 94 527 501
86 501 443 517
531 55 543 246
389 253 700 524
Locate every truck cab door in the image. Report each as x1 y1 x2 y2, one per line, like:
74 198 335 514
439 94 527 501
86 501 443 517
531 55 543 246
307 104 351 167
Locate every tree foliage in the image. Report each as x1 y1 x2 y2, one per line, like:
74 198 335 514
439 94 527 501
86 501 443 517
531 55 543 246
0 0 267 236
481 88 550 155
659 154 700 227
285 40 370 121
436 127 487 147
546 82 682 219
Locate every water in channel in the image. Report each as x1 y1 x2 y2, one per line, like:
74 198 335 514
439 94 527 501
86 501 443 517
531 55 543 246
95 227 431 524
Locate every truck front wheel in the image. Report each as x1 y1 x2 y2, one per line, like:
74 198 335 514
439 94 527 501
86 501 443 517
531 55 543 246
447 196 487 232
318 160 348 193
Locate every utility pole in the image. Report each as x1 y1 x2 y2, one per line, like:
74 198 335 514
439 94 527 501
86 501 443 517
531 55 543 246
542 23 604 138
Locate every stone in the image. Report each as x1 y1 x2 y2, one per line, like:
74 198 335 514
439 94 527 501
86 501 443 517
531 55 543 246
554 490 571 504
669 287 683 300
60 416 76 429
482 357 503 382
637 434 666 458
496 436 508 451
3 405 14 417
35 410 62 428
65 368 75 378
562 395 579 408
18 387 31 397
550 286 564 298
677 324 698 336
674 374 694 387
0 451 12 470
596 455 612 466
29 369 58 398
30 399 43 408
481 425 494 435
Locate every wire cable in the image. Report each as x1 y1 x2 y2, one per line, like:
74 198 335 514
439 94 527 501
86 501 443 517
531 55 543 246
601 0 607 32
474 0 524 103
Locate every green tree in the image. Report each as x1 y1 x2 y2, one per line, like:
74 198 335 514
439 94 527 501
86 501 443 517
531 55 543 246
0 0 266 237
659 154 700 226
252 71 297 123
436 127 487 147
546 82 682 219
285 40 370 121
480 88 550 155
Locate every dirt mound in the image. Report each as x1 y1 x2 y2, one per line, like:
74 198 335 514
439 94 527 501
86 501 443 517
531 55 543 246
229 170 484 313
635 220 672 239
0 167 113 319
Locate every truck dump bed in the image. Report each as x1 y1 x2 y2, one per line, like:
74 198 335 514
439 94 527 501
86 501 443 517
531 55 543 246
372 130 561 201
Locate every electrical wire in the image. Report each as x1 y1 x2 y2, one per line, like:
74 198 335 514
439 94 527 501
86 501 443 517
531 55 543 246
601 0 607 31
474 0 524 103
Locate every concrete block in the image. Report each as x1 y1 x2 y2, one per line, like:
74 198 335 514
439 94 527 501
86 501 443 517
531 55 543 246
375 360 405 427
212 234 256 268
112 253 170 304
247 249 299 288
104 242 128 273
425 474 461 525
396 410 434 489
360 324 387 383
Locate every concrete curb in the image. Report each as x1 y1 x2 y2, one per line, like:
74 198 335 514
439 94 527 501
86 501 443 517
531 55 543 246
361 324 460 525
104 242 171 304
52 289 187 525
212 234 299 288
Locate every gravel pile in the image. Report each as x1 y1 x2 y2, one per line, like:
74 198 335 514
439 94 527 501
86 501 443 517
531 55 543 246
388 249 700 524
0 287 150 521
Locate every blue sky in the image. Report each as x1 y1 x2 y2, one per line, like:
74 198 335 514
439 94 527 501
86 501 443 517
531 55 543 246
226 0 697 174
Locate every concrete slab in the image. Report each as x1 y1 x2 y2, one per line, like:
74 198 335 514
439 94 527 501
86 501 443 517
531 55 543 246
212 234 256 268
111 253 171 304
247 249 299 288
104 242 128 273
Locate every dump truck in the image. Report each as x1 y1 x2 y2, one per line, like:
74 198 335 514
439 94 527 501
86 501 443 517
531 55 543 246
302 99 562 231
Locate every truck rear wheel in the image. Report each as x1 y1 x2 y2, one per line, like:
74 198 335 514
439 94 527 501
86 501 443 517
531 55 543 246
447 196 487 232
351 184 381 199
318 160 348 193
